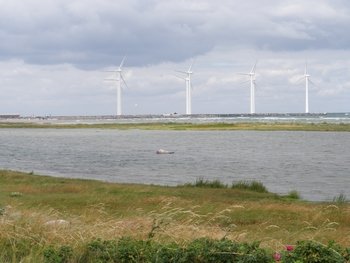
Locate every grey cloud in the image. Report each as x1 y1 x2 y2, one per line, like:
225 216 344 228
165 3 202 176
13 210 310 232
1 0 350 68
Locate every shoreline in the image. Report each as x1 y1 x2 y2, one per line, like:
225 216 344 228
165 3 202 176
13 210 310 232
0 121 350 131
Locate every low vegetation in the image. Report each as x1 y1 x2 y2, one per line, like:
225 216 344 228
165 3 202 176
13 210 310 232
231 180 269 193
182 178 269 193
1 237 348 262
42 238 350 263
286 190 301 200
333 193 348 204
1 170 349 262
1 121 350 131
182 178 229 188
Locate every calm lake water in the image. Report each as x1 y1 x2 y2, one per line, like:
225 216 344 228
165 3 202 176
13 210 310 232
0 129 349 201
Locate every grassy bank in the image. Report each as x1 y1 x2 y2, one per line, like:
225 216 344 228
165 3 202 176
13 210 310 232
0 121 350 131
1 170 349 252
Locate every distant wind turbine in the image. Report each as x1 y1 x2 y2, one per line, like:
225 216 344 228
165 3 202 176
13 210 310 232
303 63 311 114
238 61 257 114
105 57 128 116
175 60 194 115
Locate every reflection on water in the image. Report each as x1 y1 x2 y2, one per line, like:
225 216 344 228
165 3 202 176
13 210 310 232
0 129 349 201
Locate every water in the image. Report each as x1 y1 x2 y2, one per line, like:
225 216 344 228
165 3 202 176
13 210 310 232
0 128 349 201
2 112 350 124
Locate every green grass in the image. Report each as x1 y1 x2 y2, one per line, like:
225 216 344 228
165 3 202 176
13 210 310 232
1 121 350 131
231 180 269 193
0 170 350 261
1 237 349 262
333 193 348 204
182 178 228 188
182 179 269 193
287 190 301 200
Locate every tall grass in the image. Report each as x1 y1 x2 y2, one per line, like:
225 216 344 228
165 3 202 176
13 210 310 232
1 170 350 258
286 190 301 200
182 178 269 193
231 181 268 193
183 178 228 188
333 193 348 204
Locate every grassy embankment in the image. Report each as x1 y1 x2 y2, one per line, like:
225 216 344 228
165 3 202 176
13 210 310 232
0 121 350 131
1 170 349 254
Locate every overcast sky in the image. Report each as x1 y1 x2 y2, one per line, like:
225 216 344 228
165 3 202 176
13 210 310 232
1 0 350 116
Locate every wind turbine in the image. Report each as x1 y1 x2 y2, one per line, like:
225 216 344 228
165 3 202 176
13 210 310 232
303 63 310 114
175 60 194 115
105 57 128 116
238 61 257 114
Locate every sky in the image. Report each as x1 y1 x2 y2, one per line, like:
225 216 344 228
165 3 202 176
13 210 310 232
1 0 350 116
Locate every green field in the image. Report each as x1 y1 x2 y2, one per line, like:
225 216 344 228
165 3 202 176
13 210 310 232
1 170 349 248
0 121 350 131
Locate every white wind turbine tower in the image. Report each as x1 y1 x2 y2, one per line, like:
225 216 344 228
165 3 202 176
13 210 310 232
303 63 311 113
105 57 128 116
176 60 194 115
238 61 257 114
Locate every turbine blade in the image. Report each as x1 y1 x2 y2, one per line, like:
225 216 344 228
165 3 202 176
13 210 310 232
121 75 129 89
172 74 186 80
304 60 308 75
237 73 250 75
237 80 251 85
119 56 126 69
309 78 317 87
251 60 257 74
295 76 305 83
103 70 117 72
175 70 187 74
188 59 195 72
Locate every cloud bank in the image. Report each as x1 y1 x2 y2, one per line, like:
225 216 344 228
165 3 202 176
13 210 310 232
0 0 349 115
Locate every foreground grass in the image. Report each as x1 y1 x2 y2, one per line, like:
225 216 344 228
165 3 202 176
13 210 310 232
1 170 349 261
1 121 350 131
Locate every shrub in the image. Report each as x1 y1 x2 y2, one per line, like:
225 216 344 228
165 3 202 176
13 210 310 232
160 239 271 263
43 245 73 263
231 181 268 193
81 238 272 263
1 237 349 262
183 178 228 188
82 239 119 262
281 240 345 263
182 179 270 193
287 190 301 200
333 193 348 204
82 238 156 262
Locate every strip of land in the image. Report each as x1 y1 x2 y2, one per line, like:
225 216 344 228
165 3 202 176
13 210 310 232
0 170 349 251
0 121 350 131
